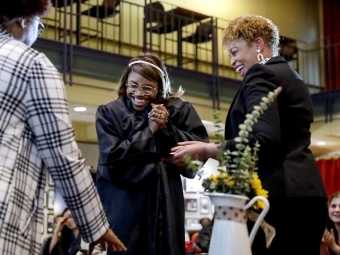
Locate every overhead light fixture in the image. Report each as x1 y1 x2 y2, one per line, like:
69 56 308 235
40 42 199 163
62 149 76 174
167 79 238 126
316 141 326 146
74 107 87 112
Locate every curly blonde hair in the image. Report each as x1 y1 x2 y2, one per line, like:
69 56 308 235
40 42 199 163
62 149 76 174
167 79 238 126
222 14 280 56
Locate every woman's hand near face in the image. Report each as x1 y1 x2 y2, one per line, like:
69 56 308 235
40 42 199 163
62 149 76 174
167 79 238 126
148 103 168 131
49 216 67 253
148 118 158 134
55 216 67 233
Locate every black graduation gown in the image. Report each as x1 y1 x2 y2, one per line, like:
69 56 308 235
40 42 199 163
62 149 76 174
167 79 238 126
95 95 209 255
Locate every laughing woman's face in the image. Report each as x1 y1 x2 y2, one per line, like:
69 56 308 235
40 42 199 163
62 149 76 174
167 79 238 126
126 72 159 111
227 39 258 78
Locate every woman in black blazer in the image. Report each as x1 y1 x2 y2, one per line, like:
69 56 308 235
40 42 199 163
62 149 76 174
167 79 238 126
166 14 328 255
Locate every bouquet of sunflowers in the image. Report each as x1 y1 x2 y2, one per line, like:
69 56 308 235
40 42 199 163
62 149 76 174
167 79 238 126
185 87 282 209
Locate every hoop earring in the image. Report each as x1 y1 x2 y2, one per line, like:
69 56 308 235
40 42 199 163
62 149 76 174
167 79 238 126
257 49 264 62
20 19 27 29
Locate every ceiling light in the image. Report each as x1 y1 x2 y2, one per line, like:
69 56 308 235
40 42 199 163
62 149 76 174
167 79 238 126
74 107 87 112
316 141 326 146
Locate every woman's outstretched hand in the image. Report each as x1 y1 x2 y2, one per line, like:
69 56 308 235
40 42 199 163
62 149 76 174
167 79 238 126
88 228 127 255
164 141 218 167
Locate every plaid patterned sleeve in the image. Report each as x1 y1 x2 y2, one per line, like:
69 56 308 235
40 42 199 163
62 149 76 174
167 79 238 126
26 52 109 242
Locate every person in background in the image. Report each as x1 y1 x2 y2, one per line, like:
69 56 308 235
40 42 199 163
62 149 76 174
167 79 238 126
199 217 211 228
45 208 81 255
95 52 209 255
321 191 340 255
0 1 126 254
190 217 211 244
42 208 105 255
40 214 62 254
166 14 328 255
196 218 214 253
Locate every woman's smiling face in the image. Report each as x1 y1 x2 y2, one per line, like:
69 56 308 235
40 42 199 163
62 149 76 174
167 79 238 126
329 197 340 224
126 71 159 111
227 39 258 78
62 209 77 231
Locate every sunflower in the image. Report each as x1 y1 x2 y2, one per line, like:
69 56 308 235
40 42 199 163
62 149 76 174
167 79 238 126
251 172 268 209
209 174 218 184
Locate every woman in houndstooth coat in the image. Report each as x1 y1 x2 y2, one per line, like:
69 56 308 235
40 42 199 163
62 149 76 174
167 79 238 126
0 1 126 254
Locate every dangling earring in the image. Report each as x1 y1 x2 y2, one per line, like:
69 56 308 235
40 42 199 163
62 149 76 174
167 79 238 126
257 49 264 62
20 19 27 29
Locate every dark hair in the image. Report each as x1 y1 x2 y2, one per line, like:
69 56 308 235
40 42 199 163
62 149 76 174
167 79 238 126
62 207 71 217
117 52 184 99
0 0 51 25
199 217 211 225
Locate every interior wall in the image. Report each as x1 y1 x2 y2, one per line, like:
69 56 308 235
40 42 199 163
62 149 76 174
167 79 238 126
64 0 321 144
65 76 118 106
142 0 320 42
52 0 323 144
42 0 322 88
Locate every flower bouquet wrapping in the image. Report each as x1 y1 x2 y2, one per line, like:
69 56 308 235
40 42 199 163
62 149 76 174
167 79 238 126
186 87 282 209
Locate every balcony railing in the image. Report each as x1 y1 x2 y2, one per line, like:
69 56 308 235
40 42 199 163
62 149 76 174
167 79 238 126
40 0 340 94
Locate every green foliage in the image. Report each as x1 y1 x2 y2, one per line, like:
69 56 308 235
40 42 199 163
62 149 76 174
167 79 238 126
186 87 282 197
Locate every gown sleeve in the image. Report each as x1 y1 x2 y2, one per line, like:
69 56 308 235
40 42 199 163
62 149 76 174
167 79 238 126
160 99 209 178
162 99 209 147
96 102 158 185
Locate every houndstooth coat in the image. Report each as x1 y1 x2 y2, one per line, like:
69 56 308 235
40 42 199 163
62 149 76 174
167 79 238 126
0 28 109 255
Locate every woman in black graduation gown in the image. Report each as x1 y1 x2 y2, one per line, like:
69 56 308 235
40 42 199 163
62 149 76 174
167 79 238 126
95 52 209 255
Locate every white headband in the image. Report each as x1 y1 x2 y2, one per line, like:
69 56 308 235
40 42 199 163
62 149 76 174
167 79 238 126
128 60 165 77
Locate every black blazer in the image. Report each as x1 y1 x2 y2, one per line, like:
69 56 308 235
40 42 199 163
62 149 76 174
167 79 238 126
224 56 327 198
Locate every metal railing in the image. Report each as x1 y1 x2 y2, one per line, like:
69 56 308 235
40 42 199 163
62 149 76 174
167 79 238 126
40 0 340 94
